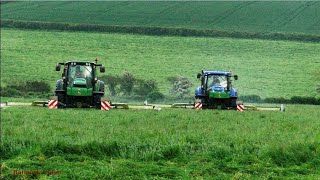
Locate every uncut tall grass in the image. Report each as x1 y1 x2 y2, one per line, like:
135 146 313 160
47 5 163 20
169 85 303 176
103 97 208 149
1 105 320 178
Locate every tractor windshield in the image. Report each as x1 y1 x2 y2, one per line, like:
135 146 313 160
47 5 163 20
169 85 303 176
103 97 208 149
68 64 93 87
206 75 227 90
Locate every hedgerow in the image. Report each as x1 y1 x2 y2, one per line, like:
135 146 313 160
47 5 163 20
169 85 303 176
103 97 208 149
2 19 320 42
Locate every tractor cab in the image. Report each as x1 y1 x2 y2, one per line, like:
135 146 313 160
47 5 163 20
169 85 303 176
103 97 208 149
54 60 106 108
195 70 238 109
205 74 228 92
68 64 93 88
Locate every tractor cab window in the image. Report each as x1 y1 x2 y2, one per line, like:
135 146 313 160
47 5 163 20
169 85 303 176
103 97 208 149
68 64 93 87
207 75 227 89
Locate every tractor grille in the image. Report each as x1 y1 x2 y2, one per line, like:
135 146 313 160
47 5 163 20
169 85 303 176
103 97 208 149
73 84 87 88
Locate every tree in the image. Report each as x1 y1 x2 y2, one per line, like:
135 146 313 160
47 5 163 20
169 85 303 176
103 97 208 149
169 76 193 98
147 91 164 102
119 71 135 95
134 79 158 96
100 75 120 96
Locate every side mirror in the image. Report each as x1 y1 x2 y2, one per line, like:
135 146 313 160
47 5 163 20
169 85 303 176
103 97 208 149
197 73 201 79
234 75 238 80
56 64 61 71
100 66 105 73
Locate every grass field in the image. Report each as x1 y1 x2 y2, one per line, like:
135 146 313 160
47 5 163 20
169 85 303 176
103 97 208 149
1 1 320 179
1 28 320 99
2 1 320 35
1 105 320 179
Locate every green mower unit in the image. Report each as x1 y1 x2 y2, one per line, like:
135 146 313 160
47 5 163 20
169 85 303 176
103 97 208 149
54 60 106 108
195 70 239 109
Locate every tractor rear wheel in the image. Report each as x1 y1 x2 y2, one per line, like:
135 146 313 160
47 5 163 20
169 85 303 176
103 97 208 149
230 98 237 109
99 81 105 93
93 81 104 109
56 93 65 108
55 80 66 108
93 95 101 109
195 97 207 108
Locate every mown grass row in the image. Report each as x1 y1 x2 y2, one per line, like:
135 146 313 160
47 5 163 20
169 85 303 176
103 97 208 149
1 105 320 178
2 19 320 42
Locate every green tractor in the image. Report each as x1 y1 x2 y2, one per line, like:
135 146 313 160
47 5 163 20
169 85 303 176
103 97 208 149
195 70 239 109
54 60 106 108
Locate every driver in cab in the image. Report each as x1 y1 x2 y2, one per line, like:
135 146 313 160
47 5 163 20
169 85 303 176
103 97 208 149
208 76 227 91
75 66 86 78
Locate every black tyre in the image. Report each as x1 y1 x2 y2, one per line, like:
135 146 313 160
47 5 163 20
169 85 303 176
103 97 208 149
99 81 105 93
195 97 207 108
93 95 101 109
230 98 237 108
55 80 63 91
56 92 66 108
55 80 65 108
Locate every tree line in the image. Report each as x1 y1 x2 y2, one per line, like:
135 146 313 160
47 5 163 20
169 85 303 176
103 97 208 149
1 71 319 104
2 19 320 42
100 71 193 101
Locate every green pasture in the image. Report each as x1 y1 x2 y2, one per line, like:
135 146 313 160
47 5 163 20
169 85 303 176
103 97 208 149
1 28 320 99
1 1 320 179
1 105 320 179
1 1 320 35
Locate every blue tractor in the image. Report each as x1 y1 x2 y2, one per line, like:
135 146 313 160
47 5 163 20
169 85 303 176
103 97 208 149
195 70 239 109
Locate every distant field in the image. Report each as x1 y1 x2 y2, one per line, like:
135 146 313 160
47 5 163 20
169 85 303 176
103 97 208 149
1 28 319 99
1 1 320 35
1 105 320 179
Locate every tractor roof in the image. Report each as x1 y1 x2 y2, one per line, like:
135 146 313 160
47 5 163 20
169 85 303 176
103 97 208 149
202 70 231 76
60 61 103 66
65 61 96 64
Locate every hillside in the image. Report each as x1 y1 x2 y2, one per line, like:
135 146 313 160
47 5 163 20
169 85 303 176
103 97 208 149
1 29 319 99
1 1 320 35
